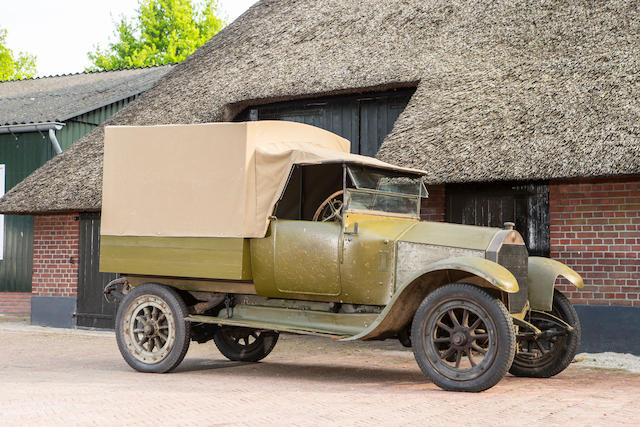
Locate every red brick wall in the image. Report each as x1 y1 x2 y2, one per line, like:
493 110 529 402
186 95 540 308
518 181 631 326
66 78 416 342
421 184 445 222
550 178 640 306
32 214 80 298
0 292 31 316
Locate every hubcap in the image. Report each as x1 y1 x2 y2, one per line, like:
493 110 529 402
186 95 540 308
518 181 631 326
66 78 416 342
422 300 498 381
122 295 176 364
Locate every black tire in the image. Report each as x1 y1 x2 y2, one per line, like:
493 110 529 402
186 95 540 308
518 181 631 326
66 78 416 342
213 326 279 362
411 283 516 392
115 283 191 373
510 289 581 378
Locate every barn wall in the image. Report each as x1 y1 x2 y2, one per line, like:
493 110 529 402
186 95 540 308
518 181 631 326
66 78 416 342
0 132 55 316
550 177 640 306
0 96 138 317
0 292 31 316
57 96 138 151
421 184 445 222
30 214 80 328
550 176 640 355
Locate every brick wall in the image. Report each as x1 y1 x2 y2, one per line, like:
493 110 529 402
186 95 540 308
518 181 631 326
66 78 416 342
550 178 640 306
421 184 445 222
32 214 80 298
0 292 31 316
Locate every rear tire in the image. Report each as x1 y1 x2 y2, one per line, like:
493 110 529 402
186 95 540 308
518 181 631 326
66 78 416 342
510 289 580 378
411 283 516 392
213 326 279 362
115 283 191 373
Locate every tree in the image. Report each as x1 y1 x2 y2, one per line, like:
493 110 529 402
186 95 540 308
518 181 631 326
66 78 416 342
0 28 37 81
87 0 225 71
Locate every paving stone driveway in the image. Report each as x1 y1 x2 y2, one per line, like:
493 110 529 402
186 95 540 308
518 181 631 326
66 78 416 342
1 319 639 426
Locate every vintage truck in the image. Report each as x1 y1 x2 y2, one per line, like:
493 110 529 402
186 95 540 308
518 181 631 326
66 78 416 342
101 121 583 392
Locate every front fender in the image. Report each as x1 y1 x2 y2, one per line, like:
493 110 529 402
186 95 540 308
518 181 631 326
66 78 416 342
341 256 518 341
528 257 584 311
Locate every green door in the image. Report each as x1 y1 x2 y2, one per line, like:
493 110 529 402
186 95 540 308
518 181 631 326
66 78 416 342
274 220 341 296
0 133 54 293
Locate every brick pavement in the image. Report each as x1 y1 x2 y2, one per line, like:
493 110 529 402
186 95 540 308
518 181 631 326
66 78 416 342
1 319 639 426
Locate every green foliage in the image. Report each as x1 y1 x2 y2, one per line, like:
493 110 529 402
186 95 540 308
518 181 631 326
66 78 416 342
0 28 37 81
88 0 225 71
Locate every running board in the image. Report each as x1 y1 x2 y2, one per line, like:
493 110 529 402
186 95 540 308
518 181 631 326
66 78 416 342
186 304 379 338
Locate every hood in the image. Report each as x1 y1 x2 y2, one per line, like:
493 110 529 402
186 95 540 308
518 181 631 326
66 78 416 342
398 221 501 251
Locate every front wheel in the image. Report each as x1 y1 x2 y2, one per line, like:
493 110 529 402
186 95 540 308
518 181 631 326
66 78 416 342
411 283 516 392
115 283 191 373
510 289 581 378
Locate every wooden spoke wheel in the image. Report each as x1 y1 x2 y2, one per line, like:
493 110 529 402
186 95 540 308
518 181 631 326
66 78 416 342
116 284 190 373
411 283 516 392
510 289 581 378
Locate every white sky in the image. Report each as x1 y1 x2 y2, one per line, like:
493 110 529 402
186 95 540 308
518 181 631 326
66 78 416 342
1 0 258 77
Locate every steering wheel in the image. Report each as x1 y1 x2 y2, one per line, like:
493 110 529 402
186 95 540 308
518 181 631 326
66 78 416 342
312 190 344 222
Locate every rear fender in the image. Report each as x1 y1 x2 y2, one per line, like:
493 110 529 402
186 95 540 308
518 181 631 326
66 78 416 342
528 257 584 311
341 257 519 341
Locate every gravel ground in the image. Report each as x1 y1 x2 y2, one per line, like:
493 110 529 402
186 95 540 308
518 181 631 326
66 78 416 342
574 352 640 374
1 317 640 425
3 315 640 373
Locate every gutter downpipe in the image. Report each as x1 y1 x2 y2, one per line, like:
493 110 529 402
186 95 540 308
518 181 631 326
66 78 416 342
48 128 62 155
0 122 65 155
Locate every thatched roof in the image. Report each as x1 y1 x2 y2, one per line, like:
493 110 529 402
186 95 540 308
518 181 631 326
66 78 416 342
0 0 637 214
0 65 173 125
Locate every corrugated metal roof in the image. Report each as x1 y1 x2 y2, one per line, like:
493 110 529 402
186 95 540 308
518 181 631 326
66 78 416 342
0 65 173 126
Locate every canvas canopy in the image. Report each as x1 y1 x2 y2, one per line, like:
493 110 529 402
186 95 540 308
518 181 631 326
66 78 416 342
101 121 426 238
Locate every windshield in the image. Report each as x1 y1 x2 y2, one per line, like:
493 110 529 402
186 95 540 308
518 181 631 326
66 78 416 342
348 166 427 196
345 166 427 218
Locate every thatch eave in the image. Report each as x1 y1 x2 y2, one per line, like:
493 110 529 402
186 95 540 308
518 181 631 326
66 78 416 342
0 0 637 215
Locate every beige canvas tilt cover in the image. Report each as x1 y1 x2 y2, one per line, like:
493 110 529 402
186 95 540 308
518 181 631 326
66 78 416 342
102 121 424 238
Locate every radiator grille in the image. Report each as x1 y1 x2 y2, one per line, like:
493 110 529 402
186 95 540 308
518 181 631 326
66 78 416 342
497 244 529 313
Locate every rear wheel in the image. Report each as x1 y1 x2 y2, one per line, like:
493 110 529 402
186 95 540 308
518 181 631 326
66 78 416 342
115 283 191 373
213 326 279 362
510 289 580 378
411 283 516 392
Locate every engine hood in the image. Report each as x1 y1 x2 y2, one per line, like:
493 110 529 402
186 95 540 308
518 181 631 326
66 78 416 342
398 221 501 251
343 213 512 251
342 212 524 252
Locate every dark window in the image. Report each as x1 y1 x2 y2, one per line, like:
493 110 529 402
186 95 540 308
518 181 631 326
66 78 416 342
446 182 550 257
234 88 415 156
275 164 344 221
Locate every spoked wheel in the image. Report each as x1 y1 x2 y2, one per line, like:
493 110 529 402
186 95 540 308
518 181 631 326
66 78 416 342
116 284 191 373
411 283 515 392
510 289 581 378
213 326 279 362
312 190 344 222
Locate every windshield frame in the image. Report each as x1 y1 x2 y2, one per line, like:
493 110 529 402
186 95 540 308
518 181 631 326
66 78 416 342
342 165 427 219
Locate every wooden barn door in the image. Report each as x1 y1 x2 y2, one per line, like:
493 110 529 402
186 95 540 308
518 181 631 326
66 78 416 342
234 88 415 156
446 182 550 257
76 213 118 329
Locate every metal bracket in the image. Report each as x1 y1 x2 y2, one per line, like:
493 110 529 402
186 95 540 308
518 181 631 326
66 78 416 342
103 277 129 304
511 315 542 337
530 309 575 332
344 222 359 235
224 294 235 319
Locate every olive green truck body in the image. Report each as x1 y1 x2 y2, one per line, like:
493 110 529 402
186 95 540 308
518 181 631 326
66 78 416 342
101 121 584 392
100 214 582 339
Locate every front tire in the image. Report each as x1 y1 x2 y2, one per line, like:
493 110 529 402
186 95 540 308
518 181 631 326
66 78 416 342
411 283 516 392
213 326 279 362
510 289 580 378
115 284 191 373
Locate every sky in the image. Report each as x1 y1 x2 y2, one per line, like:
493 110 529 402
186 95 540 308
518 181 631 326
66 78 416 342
1 0 258 77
